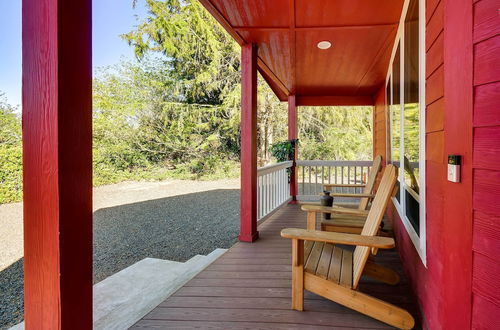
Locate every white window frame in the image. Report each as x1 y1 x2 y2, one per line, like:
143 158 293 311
385 0 427 265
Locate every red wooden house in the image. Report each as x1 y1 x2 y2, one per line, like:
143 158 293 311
21 0 499 329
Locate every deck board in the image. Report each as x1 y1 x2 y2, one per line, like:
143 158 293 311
131 204 421 329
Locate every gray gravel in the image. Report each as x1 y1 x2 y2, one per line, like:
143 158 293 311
92 188 240 283
0 260 23 329
0 179 240 329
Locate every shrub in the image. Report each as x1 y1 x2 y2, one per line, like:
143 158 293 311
0 146 22 203
270 139 298 162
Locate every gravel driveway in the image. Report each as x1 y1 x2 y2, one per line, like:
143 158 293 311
0 179 240 329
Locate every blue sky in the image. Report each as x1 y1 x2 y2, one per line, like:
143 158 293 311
0 0 148 108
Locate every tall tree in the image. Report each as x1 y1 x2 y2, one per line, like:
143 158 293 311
125 0 240 104
298 106 373 161
123 0 290 165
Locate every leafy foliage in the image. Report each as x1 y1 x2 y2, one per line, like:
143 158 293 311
0 1 374 204
404 103 420 192
92 59 241 185
0 94 22 203
270 139 298 162
298 106 373 161
124 0 240 105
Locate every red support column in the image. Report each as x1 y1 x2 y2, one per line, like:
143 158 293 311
239 44 259 242
23 0 93 328
442 0 473 328
288 95 298 203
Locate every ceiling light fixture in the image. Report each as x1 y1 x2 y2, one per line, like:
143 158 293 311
317 41 332 50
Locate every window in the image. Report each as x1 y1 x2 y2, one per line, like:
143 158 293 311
403 0 420 233
391 44 401 203
386 0 426 264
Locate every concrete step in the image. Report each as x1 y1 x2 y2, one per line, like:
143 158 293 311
93 258 186 330
94 249 227 330
10 249 227 330
182 248 227 275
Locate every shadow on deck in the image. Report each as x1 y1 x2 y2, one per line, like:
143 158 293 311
131 204 421 329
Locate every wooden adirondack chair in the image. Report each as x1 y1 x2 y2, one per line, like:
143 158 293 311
281 165 415 330
301 156 383 233
302 162 397 234
321 155 383 211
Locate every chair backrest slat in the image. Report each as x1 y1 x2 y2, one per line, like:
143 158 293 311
352 165 397 288
358 155 383 210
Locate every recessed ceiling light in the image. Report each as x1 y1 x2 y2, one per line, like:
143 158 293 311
317 41 332 50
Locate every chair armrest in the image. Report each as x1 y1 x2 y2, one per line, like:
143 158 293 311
323 183 366 189
329 193 375 198
301 204 369 216
281 228 395 249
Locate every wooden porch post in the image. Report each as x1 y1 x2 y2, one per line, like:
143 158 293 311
442 0 473 327
239 43 259 242
288 95 298 203
22 0 93 328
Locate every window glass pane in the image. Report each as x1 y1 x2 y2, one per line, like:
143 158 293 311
404 0 420 233
386 81 390 120
391 44 401 203
386 80 391 158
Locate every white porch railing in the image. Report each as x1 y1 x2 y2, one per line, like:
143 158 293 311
256 160 375 219
296 160 373 200
257 161 293 221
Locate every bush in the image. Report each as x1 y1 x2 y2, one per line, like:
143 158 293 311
270 139 298 162
0 146 22 203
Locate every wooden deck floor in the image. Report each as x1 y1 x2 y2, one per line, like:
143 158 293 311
131 204 421 329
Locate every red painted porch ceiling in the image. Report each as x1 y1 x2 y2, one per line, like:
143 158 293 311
202 0 404 103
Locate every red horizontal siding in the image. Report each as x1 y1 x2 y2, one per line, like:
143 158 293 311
426 131 444 163
426 97 444 133
426 33 443 78
472 252 500 306
473 0 500 43
472 294 500 330
427 160 445 197
389 1 447 328
426 0 443 51
473 169 500 217
474 35 500 86
425 0 440 25
426 66 444 105
426 184 444 229
473 81 500 127
471 1 500 325
473 126 500 170
473 210 500 262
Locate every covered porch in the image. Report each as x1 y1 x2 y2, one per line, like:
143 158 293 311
20 0 488 328
22 0 412 327
132 204 421 329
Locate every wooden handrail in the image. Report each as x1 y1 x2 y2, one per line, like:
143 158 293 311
296 160 373 167
257 161 293 176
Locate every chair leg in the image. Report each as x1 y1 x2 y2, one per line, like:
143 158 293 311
363 260 400 285
292 239 304 311
304 273 414 330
